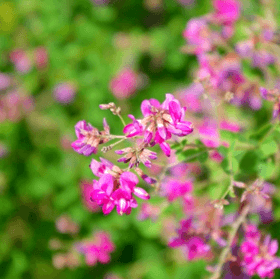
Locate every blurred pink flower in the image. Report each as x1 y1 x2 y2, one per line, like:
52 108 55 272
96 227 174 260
80 180 100 213
55 215 80 234
109 68 138 99
10 49 32 73
34 47 48 69
0 73 11 91
53 82 76 104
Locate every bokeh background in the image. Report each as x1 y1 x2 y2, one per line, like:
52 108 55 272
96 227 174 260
1 0 280 278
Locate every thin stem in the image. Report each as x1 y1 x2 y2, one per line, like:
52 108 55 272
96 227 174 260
210 205 250 279
117 114 126 127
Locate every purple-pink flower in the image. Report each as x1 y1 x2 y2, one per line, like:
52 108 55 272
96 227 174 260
90 158 150 215
168 218 211 261
123 94 193 157
53 82 76 104
10 49 32 74
71 119 110 156
109 68 138 99
240 224 280 278
183 18 213 54
161 177 193 202
212 0 240 26
77 231 115 266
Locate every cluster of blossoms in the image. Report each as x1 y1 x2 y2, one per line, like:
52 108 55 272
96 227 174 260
71 94 194 215
51 215 115 269
67 0 280 278
10 47 48 74
239 224 280 278
76 231 115 266
0 72 34 123
181 0 278 111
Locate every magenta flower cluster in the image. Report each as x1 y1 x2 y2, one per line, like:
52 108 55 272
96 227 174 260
240 224 280 278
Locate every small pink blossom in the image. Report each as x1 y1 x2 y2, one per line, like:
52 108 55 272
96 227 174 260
168 218 211 261
124 94 193 157
212 0 240 26
240 225 280 278
0 73 11 91
161 177 193 202
10 49 32 73
71 119 110 156
109 68 138 99
183 18 213 54
77 232 115 266
90 158 150 215
53 82 76 104
80 180 101 212
34 46 48 69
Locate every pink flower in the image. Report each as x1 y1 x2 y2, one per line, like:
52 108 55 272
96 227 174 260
0 91 34 122
115 141 157 168
198 119 220 148
240 225 280 278
10 49 32 73
77 231 115 266
123 94 193 157
90 158 150 215
161 177 193 202
34 47 48 69
80 180 101 212
212 0 240 26
220 120 241 133
177 83 204 113
109 68 138 99
71 119 110 156
168 218 211 261
137 203 161 221
55 215 79 234
53 83 76 104
0 73 11 91
183 18 213 54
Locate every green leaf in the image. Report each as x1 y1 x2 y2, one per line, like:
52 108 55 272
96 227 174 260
239 151 259 174
250 123 273 141
177 149 205 163
260 140 278 157
258 161 275 179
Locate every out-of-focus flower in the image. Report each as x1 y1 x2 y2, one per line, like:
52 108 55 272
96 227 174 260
52 252 80 270
0 91 34 122
137 202 161 221
109 68 138 99
91 0 109 5
53 82 76 104
168 218 211 261
77 231 115 266
240 224 280 278
10 49 32 73
183 18 213 54
71 119 110 156
80 180 100 212
161 177 193 202
90 158 150 215
0 143 8 158
260 86 280 119
60 134 74 151
0 73 11 91
55 215 80 234
34 47 48 69
212 0 240 26
177 83 204 113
